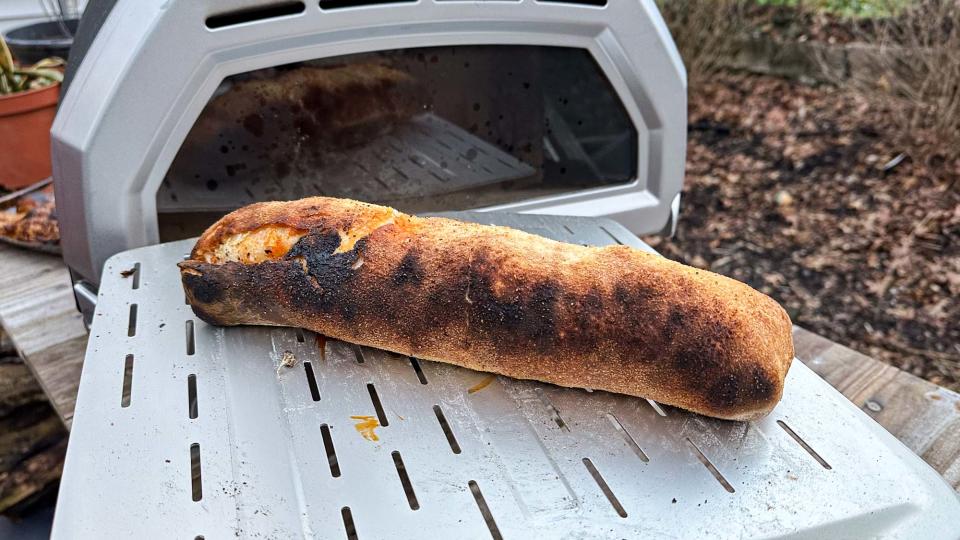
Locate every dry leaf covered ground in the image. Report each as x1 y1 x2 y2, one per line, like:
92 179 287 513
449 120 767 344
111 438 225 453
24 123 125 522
645 73 960 390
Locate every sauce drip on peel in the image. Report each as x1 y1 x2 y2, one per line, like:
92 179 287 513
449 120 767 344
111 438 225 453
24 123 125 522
316 334 327 361
467 375 497 394
351 415 380 441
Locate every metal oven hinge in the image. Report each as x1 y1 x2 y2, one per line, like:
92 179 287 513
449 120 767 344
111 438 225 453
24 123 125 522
72 278 98 329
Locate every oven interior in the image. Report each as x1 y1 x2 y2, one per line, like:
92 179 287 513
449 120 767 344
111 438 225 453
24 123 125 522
157 44 639 240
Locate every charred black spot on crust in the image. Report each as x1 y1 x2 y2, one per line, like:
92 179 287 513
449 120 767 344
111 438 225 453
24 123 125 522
564 287 604 350
581 288 605 320
669 310 738 373
356 254 469 354
393 250 425 286
609 283 663 362
662 308 685 344
708 373 742 410
707 365 777 412
462 257 560 354
353 238 369 255
747 365 776 402
284 231 364 321
524 280 560 348
614 283 657 310
672 328 730 375
181 261 287 327
468 269 523 327
422 263 470 323
182 272 222 304
287 230 340 257
613 284 630 306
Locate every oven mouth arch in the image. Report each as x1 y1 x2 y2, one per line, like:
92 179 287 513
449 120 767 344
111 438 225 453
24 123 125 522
147 24 659 216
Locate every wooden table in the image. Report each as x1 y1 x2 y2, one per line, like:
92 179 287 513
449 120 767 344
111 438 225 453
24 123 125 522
0 243 957 490
794 327 960 490
0 245 86 428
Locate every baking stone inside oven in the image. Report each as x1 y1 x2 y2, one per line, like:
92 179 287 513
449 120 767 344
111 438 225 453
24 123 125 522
157 114 536 214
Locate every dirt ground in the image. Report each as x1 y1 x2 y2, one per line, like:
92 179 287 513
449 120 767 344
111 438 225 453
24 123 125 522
644 73 960 390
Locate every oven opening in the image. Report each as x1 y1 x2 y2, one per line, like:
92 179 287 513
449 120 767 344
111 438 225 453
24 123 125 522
157 45 638 241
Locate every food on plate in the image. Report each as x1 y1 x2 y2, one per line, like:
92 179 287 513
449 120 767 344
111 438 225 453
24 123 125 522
0 186 59 253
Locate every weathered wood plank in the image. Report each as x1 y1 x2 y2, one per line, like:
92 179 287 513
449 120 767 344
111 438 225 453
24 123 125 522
0 245 87 428
795 326 960 490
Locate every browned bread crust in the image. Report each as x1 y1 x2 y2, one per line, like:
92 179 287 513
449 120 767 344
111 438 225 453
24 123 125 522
179 197 794 420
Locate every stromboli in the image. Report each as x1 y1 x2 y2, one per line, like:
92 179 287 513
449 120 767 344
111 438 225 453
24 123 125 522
179 197 794 420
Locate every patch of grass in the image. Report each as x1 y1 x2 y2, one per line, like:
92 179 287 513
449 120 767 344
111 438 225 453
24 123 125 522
753 0 906 18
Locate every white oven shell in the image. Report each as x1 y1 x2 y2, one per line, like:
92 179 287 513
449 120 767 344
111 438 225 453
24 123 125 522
52 0 686 286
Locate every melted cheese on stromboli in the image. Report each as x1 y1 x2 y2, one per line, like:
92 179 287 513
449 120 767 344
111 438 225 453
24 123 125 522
204 226 306 264
200 208 403 265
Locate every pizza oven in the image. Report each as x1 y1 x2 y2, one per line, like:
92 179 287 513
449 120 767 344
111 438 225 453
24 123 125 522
51 0 687 323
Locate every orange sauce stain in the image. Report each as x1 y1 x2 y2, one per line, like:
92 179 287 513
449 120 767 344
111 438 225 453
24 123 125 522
467 375 497 395
351 415 380 441
316 334 327 361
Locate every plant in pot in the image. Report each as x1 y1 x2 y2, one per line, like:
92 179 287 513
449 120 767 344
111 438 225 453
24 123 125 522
0 35 64 190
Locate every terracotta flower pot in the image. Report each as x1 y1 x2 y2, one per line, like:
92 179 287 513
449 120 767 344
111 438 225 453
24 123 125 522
0 83 60 190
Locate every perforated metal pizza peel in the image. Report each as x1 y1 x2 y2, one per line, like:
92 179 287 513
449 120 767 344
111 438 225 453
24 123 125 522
53 213 960 539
